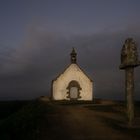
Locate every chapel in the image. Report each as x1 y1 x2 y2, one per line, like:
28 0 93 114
51 48 93 101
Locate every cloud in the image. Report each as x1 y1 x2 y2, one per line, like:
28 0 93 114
0 24 140 100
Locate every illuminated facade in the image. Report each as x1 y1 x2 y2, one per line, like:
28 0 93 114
52 48 93 101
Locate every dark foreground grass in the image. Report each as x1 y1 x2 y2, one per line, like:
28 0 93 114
0 100 140 140
0 100 29 120
0 100 54 140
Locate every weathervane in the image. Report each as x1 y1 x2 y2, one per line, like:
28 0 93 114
120 38 140 127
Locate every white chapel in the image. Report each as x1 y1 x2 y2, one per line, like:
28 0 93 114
52 48 93 101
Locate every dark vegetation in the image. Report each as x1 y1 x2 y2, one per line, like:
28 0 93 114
0 99 140 140
0 100 55 140
0 101 29 120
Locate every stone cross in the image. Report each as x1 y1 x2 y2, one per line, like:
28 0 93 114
120 38 140 127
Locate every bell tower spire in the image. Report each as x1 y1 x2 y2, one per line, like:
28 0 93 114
70 48 77 63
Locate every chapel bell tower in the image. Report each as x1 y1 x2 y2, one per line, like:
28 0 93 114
70 48 77 63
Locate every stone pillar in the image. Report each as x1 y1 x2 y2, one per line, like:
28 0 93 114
120 38 140 127
125 67 134 126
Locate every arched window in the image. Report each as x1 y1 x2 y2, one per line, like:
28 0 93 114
66 80 81 100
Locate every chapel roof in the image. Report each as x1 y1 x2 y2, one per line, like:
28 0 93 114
53 48 93 82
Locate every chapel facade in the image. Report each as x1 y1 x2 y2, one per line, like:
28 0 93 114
51 48 93 101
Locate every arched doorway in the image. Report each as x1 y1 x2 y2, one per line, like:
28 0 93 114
66 80 81 100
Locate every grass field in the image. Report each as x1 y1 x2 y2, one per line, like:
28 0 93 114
0 100 53 140
0 99 140 140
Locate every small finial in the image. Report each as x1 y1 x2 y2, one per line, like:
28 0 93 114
70 48 77 63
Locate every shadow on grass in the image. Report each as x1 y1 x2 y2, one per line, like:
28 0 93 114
84 104 125 114
0 100 29 120
0 100 56 140
85 104 140 139
96 115 140 139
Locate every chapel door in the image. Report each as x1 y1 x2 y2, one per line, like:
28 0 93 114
70 87 78 99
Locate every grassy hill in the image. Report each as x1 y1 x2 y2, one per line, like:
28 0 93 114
0 100 54 140
0 99 140 140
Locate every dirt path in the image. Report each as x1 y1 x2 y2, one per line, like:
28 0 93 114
41 103 140 140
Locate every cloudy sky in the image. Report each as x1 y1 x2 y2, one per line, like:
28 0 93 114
0 0 140 100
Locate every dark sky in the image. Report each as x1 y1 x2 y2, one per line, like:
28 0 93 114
0 0 140 100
